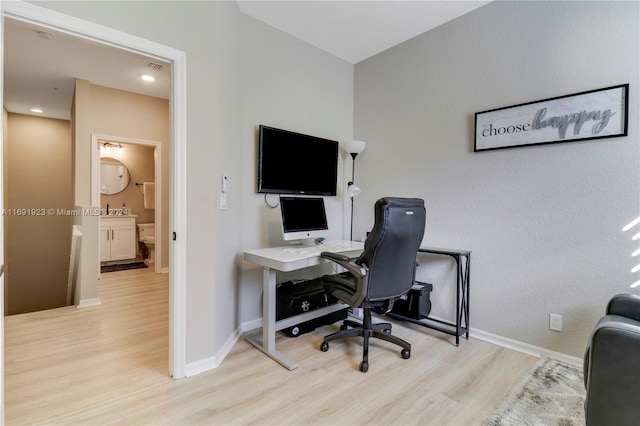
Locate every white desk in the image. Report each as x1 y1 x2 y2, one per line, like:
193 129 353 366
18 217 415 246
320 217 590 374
243 240 364 370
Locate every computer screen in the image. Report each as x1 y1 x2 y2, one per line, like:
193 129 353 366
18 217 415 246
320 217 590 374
279 196 328 243
258 125 338 196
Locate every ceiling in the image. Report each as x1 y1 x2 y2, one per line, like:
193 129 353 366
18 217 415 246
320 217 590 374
3 19 171 120
3 1 490 121
238 1 491 64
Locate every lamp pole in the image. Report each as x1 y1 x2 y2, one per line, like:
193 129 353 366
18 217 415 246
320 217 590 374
344 140 365 242
349 152 357 241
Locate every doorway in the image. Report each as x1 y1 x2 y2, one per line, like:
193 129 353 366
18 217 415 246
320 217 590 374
1 5 188 419
92 134 163 274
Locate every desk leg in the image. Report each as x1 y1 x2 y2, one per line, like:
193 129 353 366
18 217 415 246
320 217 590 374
455 254 461 346
463 254 470 340
456 254 470 343
263 267 276 351
244 267 299 370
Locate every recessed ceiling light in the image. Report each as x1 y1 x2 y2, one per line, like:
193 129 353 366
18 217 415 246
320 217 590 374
141 74 155 82
30 108 43 113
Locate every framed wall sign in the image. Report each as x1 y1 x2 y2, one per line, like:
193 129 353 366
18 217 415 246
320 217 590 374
474 84 629 152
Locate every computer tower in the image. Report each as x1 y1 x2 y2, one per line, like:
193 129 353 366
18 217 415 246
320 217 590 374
282 307 348 337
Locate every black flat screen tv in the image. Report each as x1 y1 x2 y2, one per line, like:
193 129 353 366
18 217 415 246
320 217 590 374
258 125 338 196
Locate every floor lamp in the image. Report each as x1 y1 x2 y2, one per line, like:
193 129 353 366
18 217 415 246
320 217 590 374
344 140 366 241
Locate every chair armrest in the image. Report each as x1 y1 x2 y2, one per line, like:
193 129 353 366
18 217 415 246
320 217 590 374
321 252 367 279
606 293 640 322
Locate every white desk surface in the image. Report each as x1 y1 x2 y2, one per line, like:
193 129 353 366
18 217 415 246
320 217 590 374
243 240 364 272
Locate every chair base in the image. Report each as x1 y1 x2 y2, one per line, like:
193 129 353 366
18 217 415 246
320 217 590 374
320 307 411 372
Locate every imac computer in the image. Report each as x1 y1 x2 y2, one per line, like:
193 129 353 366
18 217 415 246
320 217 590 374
279 196 328 245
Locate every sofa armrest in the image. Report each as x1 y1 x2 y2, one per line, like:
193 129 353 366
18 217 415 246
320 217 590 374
584 315 640 426
606 293 640 322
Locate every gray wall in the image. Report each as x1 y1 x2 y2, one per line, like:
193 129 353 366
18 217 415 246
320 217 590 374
239 11 354 324
354 1 639 357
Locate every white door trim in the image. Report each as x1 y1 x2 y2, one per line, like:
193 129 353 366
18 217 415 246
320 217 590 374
1 1 188 395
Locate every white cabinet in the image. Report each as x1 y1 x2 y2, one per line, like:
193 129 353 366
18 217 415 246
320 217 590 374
100 217 136 262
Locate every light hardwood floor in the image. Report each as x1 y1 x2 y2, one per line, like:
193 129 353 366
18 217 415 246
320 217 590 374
4 268 537 425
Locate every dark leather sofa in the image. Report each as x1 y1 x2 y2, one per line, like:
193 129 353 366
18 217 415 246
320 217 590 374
583 293 640 425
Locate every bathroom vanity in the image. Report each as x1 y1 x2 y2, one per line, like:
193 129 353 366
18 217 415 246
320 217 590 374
100 216 137 262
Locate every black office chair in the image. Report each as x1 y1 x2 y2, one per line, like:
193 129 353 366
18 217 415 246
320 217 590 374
319 197 426 372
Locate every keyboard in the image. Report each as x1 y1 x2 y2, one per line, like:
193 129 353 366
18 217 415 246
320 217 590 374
282 243 356 256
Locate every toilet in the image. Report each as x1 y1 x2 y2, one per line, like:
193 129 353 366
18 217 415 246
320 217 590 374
138 223 155 266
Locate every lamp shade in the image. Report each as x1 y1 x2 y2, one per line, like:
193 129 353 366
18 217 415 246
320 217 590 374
347 183 361 198
344 140 366 155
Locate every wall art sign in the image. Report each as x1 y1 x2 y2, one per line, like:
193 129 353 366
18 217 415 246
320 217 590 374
474 84 628 152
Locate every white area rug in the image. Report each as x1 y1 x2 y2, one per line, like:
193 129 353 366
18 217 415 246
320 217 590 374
484 357 586 426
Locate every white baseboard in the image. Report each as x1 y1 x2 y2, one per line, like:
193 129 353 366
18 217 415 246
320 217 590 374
183 319 583 378
185 355 218 377
239 318 263 333
185 327 239 376
185 319 262 377
470 327 583 367
77 298 101 308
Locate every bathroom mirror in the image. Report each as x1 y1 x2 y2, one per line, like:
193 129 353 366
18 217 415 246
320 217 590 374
100 157 130 195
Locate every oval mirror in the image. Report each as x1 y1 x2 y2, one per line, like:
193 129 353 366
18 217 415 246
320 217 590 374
100 157 131 195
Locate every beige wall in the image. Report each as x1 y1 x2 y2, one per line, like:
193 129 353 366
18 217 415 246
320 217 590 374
4 113 72 315
86 83 169 269
71 79 100 304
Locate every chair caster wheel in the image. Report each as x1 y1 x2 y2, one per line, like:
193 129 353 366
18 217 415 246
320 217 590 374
401 349 410 359
340 324 348 331
359 361 369 372
320 342 329 352
383 328 391 334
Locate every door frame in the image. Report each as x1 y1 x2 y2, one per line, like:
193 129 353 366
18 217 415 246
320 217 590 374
0 3 188 418
92 135 163 274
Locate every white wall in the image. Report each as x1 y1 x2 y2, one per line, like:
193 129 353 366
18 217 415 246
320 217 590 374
354 1 639 358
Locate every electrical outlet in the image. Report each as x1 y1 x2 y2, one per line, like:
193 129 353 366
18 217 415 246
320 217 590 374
549 313 563 332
